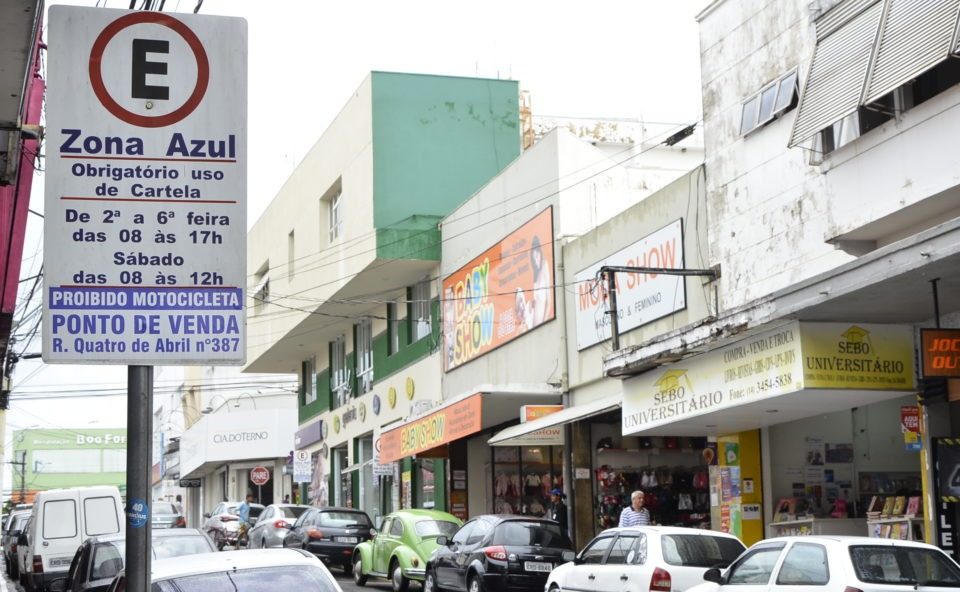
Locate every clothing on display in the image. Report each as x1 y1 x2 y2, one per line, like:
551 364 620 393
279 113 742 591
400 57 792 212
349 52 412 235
596 463 710 530
490 445 563 517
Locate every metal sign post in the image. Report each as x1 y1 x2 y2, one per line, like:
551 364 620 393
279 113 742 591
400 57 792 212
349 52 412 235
43 8 248 592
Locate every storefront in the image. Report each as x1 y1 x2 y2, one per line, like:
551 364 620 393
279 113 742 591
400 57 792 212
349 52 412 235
619 320 919 544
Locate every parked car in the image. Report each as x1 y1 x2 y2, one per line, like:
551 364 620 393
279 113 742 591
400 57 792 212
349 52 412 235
247 504 312 549
4 510 32 578
201 500 264 550
545 526 746 592
692 536 960 592
425 515 574 592
24 486 124 592
283 507 375 574
16 516 33 586
353 509 462 591
151 501 186 529
51 528 216 592
104 549 342 592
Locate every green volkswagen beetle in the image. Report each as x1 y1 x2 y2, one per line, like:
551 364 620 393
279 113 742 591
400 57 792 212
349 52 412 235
353 509 462 591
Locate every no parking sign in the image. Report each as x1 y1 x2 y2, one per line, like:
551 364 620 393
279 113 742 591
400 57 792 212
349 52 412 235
43 7 247 365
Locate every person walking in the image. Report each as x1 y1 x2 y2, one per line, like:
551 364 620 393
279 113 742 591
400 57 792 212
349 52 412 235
618 491 651 527
546 489 568 535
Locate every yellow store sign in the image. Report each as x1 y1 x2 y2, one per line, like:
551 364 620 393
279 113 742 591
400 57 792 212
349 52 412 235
622 321 915 435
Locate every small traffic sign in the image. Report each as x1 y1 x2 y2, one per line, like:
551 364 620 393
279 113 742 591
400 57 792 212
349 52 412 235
250 466 270 486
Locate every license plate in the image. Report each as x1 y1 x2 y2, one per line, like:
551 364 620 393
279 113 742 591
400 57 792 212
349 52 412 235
335 536 359 543
49 557 72 567
524 561 552 573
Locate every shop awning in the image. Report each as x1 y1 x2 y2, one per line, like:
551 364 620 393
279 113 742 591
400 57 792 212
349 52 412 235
342 460 372 474
487 395 621 446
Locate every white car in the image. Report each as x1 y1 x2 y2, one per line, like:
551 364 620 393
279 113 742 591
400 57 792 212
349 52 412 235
105 548 342 592
546 526 746 592
690 536 960 592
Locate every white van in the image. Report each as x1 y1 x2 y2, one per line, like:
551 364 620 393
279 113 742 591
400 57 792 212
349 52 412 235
24 486 124 592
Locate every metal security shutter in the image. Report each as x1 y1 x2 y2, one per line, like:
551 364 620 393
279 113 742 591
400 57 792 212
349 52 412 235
789 1 885 147
864 0 960 105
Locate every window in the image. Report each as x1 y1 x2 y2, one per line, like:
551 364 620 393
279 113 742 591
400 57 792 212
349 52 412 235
410 279 432 342
331 335 349 407
578 536 614 565
287 230 295 280
355 320 373 395
661 534 746 568
387 302 401 355
850 545 960 586
606 535 639 565
466 520 490 546
452 522 476 545
740 69 798 136
415 520 459 538
153 565 340 592
316 511 371 528
84 496 120 536
252 262 270 315
329 189 343 243
301 357 316 405
726 544 785 585
43 499 78 539
380 518 393 535
389 518 404 537
777 543 830 585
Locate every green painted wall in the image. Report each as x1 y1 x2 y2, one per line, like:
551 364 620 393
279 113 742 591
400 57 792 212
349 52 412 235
12 429 127 492
371 72 520 232
375 215 442 260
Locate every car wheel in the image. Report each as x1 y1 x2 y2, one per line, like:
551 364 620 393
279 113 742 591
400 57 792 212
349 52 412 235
468 575 483 592
391 559 409 592
353 556 367 586
343 560 354 576
261 537 268 549
424 569 438 592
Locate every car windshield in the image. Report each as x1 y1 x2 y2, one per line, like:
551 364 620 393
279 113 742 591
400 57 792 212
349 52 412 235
850 545 960 587
151 565 339 592
93 535 214 576
317 511 371 528
280 507 309 519
12 515 29 531
491 521 571 548
661 534 746 568
154 503 178 516
414 520 459 538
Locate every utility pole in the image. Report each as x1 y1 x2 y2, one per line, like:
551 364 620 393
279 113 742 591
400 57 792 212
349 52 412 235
9 450 27 504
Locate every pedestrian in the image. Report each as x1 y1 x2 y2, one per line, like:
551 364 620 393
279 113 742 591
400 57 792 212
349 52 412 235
546 488 568 535
618 490 651 527
283 494 290 503
173 494 184 515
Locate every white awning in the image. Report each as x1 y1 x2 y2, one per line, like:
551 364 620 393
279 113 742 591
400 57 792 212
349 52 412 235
487 395 621 446
789 0 884 147
342 460 372 474
863 0 960 104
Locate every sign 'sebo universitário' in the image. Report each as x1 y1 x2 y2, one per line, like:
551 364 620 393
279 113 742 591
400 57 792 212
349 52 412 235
43 7 247 365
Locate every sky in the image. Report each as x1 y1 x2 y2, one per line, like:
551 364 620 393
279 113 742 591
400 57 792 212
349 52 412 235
6 0 706 490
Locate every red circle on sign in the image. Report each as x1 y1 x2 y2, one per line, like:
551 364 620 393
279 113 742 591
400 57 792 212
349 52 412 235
250 466 270 486
88 12 210 128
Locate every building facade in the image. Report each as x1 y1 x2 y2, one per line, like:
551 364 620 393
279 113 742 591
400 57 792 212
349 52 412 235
11 428 127 502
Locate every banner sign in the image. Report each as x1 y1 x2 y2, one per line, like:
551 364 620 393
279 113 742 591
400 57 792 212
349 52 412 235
442 208 554 371
574 219 686 350
379 394 483 463
623 322 915 435
901 406 921 452
921 329 960 378
43 7 247 364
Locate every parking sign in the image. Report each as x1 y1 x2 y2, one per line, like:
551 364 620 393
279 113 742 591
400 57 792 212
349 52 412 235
43 7 247 364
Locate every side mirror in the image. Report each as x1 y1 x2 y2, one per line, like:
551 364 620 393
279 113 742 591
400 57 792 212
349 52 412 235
203 513 211 519
49 578 68 592
703 568 722 584
436 536 448 547
369 528 377 537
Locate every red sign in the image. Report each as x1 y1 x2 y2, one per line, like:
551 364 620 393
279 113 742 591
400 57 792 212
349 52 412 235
901 406 920 433
250 466 270 486
921 329 960 378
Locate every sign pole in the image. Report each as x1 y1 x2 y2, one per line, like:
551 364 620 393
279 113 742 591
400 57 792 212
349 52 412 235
126 365 153 592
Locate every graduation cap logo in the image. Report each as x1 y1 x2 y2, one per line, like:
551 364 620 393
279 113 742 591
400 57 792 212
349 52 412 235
840 326 874 355
655 369 692 395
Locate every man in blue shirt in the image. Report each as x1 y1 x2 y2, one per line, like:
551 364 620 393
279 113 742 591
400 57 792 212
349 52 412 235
237 493 254 545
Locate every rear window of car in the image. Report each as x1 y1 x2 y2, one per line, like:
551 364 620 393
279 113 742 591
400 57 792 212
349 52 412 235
151 565 339 592
415 520 459 538
850 545 960 586
153 536 215 559
43 499 78 539
491 521 571 548
317 511 371 528
661 534 746 568
12 514 29 531
250 507 263 520
154 503 177 516
280 507 309 519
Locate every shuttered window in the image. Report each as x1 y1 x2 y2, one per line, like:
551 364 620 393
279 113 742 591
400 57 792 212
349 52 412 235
863 0 960 105
789 0 885 147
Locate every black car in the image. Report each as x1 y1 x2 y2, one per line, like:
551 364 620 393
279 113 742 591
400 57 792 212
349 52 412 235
426 516 575 592
51 528 216 592
282 507 375 575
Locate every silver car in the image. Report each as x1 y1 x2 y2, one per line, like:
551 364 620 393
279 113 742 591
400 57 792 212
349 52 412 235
246 504 312 549
152 501 186 529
